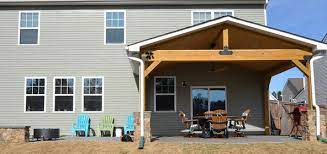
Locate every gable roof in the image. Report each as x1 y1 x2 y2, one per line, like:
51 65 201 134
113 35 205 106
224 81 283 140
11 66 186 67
0 0 266 6
323 33 327 43
282 78 305 95
127 16 327 52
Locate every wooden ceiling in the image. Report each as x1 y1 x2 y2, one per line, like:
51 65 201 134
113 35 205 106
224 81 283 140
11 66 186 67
148 61 294 75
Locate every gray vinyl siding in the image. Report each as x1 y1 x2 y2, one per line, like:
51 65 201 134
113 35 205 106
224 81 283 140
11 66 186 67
0 5 265 135
314 56 327 106
147 63 264 136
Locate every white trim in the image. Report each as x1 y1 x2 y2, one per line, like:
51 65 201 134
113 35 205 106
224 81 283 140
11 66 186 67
264 3 267 26
18 11 40 45
190 86 227 119
127 16 327 52
81 76 104 113
24 76 47 113
52 76 75 113
104 10 126 45
153 76 176 112
191 9 234 25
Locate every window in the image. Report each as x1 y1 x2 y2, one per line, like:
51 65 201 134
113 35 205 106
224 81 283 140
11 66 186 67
83 77 104 112
25 77 46 112
54 77 75 112
19 11 39 44
154 76 176 112
192 10 234 25
105 11 125 44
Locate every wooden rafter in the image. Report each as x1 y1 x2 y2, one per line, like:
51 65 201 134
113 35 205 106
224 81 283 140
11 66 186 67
148 49 311 61
223 28 229 47
292 60 310 76
144 61 161 77
265 62 294 77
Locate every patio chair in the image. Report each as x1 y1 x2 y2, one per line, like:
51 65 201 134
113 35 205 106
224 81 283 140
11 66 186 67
209 109 229 138
178 111 200 136
233 109 251 137
71 114 90 137
97 115 115 137
123 114 134 135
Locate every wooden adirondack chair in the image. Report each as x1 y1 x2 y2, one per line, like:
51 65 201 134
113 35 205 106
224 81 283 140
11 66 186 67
123 114 135 135
71 114 90 137
97 115 114 137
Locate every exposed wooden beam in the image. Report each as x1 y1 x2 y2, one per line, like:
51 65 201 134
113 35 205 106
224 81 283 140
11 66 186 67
306 61 313 110
292 60 310 76
149 49 311 61
223 28 229 47
144 61 161 77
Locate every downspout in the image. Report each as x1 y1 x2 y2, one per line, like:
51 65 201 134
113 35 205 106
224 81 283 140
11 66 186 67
309 55 323 139
128 57 145 149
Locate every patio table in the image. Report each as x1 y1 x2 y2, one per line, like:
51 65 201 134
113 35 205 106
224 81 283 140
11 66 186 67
193 115 241 131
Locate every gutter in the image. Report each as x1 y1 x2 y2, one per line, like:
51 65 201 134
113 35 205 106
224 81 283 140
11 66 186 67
128 57 145 149
309 50 326 139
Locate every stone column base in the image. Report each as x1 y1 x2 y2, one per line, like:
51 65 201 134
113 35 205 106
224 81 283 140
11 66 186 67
303 110 317 141
134 111 152 142
0 126 30 143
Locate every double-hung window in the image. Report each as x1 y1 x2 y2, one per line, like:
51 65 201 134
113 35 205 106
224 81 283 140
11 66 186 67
25 77 46 112
19 11 39 44
54 77 75 112
83 77 104 112
192 10 233 25
154 76 176 112
105 11 125 44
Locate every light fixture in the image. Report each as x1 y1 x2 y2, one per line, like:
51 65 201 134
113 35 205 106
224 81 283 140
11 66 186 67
182 81 188 87
219 46 233 55
141 50 154 61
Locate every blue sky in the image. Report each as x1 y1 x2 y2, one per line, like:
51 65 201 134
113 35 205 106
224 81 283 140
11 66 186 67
267 0 327 93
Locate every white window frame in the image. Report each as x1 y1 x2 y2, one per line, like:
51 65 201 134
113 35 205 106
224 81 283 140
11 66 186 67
18 11 40 45
191 10 234 25
154 76 176 112
53 77 75 113
24 77 47 113
82 76 104 113
104 10 126 45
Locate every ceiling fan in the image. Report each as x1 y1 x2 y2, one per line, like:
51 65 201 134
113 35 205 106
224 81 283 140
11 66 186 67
208 64 228 73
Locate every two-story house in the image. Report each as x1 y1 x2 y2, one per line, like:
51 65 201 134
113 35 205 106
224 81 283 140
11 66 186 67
0 0 326 137
282 78 306 103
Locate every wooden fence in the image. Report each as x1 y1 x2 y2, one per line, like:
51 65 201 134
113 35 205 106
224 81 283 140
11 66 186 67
270 101 326 137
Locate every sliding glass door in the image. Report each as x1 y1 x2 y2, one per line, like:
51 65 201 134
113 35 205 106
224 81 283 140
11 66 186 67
191 87 226 117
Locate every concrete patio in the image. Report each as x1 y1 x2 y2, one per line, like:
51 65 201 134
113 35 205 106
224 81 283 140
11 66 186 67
153 136 300 144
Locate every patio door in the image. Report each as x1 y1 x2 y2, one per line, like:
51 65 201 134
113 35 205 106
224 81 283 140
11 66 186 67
191 86 226 117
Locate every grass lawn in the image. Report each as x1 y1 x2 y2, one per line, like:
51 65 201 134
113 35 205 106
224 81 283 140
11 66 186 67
0 141 326 154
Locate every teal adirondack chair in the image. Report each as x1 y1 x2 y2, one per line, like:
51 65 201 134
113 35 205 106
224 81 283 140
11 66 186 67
124 114 134 135
71 114 90 137
97 115 114 137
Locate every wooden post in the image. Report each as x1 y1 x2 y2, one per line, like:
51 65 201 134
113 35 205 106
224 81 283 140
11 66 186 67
223 28 229 47
306 61 313 110
144 75 147 111
263 75 271 135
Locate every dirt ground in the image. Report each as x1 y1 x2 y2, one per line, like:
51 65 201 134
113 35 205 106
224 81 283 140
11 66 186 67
0 141 326 154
